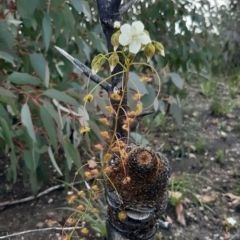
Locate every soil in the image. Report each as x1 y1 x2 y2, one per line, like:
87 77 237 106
0 87 240 240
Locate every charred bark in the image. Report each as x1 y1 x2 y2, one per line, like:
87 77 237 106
96 1 171 239
56 1 171 239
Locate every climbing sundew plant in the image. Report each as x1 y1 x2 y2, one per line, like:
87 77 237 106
55 1 171 239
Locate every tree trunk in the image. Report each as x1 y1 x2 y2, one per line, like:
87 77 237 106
96 1 171 239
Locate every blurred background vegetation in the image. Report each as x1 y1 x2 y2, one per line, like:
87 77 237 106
0 0 239 195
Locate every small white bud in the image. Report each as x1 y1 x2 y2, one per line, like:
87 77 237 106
113 21 121 29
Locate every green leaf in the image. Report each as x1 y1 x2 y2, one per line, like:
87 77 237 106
141 84 156 109
48 146 63 176
29 172 38 196
10 150 17 183
0 117 14 148
130 132 149 146
0 51 16 67
23 150 34 170
43 89 79 106
16 0 38 18
0 104 10 123
70 0 83 13
30 54 50 88
0 20 14 48
40 106 58 152
0 86 17 98
169 73 184 89
42 13 52 51
43 101 63 129
81 1 92 22
63 139 82 170
128 72 148 95
170 103 182 126
8 72 41 85
21 103 36 143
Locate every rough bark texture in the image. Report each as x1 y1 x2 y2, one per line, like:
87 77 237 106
96 1 171 239
56 1 171 239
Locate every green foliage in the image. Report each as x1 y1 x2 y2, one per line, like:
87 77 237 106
0 0 238 195
210 98 235 117
215 149 225 164
194 137 208 154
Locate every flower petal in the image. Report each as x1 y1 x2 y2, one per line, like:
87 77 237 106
138 33 151 45
131 21 144 34
129 41 141 54
120 24 131 35
119 34 131 46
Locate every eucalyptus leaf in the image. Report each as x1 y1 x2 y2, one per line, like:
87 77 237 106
169 73 184 89
130 132 149 146
0 51 16 67
10 150 17 183
0 118 14 148
8 72 41 85
128 72 148 95
43 89 79 106
21 103 36 143
170 103 182 126
48 146 63 176
30 54 50 88
42 13 52 51
40 106 58 152
0 86 17 98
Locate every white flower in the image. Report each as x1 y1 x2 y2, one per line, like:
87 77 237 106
226 217 237 226
119 21 151 54
114 21 121 28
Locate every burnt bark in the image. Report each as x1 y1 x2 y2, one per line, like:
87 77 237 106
56 1 171 239
96 1 171 240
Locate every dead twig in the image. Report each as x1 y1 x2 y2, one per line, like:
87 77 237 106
0 226 82 239
0 181 81 208
54 46 112 93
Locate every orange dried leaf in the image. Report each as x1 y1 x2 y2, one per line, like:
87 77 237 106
46 220 57 227
94 144 104 151
117 140 126 147
105 105 115 114
104 153 112 161
100 131 110 139
166 215 173 224
169 191 182 200
111 146 120 152
132 93 142 101
67 195 76 204
91 169 99 176
76 204 85 211
99 117 110 126
103 167 113 174
124 118 134 124
199 195 216 203
66 217 76 226
127 111 137 118
91 185 99 191
122 124 129 131
84 171 91 178
122 176 131 184
175 202 186 226
77 191 85 197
